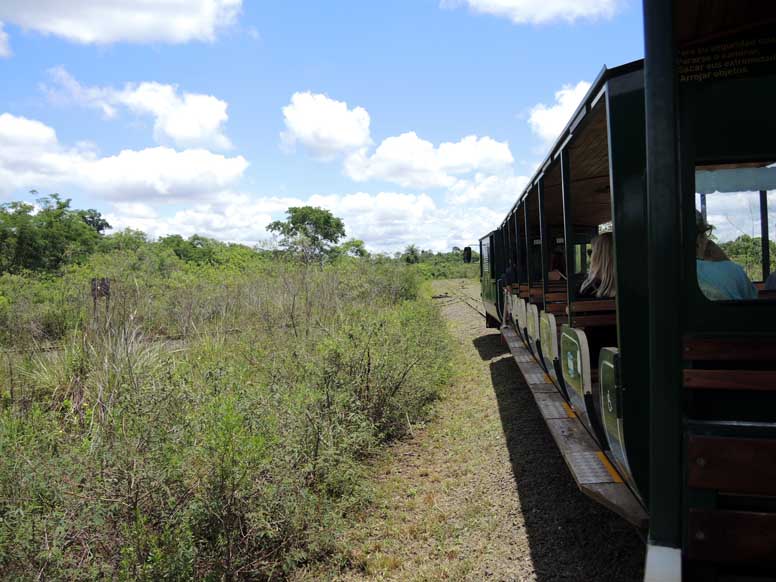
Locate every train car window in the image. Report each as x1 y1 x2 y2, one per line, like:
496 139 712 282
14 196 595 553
573 243 588 276
488 236 495 277
481 240 489 279
694 165 776 301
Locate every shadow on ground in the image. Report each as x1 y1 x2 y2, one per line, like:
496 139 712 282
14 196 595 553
472 334 509 361
483 329 645 582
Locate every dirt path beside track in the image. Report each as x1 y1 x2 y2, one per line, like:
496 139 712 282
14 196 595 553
299 279 645 581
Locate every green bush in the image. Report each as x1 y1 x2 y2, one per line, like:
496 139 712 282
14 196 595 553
0 257 451 580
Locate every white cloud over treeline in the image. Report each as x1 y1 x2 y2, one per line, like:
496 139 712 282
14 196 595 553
0 113 246 202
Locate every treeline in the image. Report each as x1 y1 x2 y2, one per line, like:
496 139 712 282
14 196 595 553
717 234 776 281
400 244 480 279
0 196 369 276
0 196 477 280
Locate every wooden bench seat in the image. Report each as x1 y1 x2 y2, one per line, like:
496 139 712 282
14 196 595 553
759 289 776 300
546 302 567 315
568 299 616 313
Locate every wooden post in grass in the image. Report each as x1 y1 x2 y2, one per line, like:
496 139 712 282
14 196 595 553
91 278 111 328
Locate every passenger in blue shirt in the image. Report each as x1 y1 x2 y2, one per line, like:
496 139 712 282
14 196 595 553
766 271 776 291
696 211 758 301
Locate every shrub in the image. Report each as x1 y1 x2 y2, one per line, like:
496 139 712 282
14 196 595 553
0 257 451 580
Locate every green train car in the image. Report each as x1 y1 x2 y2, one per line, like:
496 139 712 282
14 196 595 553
479 2 776 579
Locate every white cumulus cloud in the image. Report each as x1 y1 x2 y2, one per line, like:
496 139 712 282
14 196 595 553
345 132 515 190
107 193 310 245
281 92 372 160
307 191 502 252
442 0 619 24
282 91 516 192
45 67 233 150
447 172 530 206
0 112 247 202
528 80 591 143
0 0 242 46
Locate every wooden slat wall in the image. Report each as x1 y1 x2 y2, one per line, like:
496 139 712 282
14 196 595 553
688 436 776 496
684 369 776 391
688 509 776 563
683 337 776 361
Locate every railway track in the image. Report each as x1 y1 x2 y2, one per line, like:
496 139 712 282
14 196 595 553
432 281 486 317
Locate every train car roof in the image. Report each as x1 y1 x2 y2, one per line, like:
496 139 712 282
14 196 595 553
497 58 644 230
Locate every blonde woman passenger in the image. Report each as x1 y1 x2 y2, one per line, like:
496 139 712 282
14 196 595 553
578 232 616 299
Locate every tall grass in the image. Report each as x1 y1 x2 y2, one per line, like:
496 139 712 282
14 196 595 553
0 253 452 580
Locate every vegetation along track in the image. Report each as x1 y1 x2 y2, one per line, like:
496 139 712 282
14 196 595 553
301 278 645 581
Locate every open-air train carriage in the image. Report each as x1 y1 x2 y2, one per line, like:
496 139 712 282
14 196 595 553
479 2 776 579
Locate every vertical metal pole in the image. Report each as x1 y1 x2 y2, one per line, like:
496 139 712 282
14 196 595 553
761 190 770 279
512 207 522 289
538 178 550 303
560 148 574 325
523 202 532 292
644 0 682 548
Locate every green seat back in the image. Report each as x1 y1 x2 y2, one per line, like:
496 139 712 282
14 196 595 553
540 311 559 373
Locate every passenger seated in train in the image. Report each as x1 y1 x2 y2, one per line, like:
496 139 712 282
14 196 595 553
766 271 776 291
504 260 517 286
548 245 566 281
695 211 758 301
577 232 616 298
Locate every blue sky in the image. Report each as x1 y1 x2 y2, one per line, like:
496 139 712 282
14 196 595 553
0 0 646 251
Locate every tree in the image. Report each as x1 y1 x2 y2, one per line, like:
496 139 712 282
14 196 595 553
719 234 776 280
158 234 220 264
99 228 148 252
403 244 420 264
336 239 368 258
267 206 346 262
78 209 111 234
0 195 102 273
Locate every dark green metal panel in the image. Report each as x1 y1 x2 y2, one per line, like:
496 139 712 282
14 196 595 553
606 70 650 503
480 233 499 321
643 0 683 547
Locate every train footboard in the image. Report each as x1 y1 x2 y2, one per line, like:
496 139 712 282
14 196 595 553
501 325 647 529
